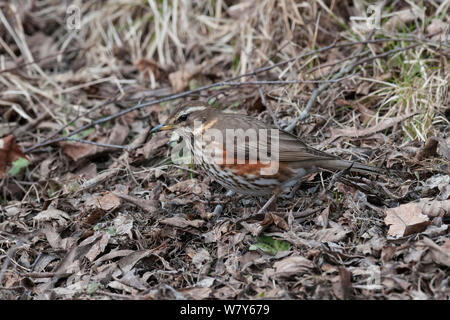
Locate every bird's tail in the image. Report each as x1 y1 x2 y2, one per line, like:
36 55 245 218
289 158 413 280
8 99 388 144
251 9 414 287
313 159 386 175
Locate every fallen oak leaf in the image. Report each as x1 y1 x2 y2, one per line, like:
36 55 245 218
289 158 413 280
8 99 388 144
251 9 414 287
384 203 431 238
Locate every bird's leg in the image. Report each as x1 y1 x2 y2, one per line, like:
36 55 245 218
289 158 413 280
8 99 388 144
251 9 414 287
280 180 303 199
212 190 238 217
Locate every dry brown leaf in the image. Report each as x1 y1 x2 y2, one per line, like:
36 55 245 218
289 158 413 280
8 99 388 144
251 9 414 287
423 175 450 201
168 179 211 197
107 280 138 294
117 250 162 274
86 192 121 211
196 277 215 288
85 232 111 262
82 208 106 227
313 222 351 242
168 63 203 93
33 208 70 226
355 103 376 123
202 221 232 243
107 123 129 145
193 202 212 220
39 156 58 178
0 135 27 178
93 249 135 266
80 168 120 190
113 215 134 237
42 227 63 250
60 141 96 162
213 286 241 299
192 248 212 273
113 269 149 291
273 255 313 277
270 213 289 230
385 203 431 238
61 124 129 161
160 216 205 228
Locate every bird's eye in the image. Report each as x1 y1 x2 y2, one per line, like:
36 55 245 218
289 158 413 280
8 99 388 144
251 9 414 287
177 114 188 122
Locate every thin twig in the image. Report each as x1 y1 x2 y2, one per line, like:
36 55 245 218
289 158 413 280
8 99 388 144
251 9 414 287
64 138 131 150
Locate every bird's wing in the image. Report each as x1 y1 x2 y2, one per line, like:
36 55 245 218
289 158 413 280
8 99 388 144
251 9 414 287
212 113 337 163
207 112 383 174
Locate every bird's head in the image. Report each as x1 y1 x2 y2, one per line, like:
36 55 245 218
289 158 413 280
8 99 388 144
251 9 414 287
150 102 213 136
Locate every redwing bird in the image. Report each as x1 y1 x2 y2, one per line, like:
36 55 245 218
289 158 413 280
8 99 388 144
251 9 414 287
151 102 384 213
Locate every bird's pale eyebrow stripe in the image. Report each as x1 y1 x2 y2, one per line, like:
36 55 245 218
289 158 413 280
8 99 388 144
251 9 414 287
180 105 207 115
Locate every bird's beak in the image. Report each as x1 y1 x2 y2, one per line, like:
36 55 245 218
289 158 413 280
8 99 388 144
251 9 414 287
150 124 175 133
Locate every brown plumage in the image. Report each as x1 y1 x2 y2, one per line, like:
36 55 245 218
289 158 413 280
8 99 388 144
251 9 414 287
151 102 384 199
